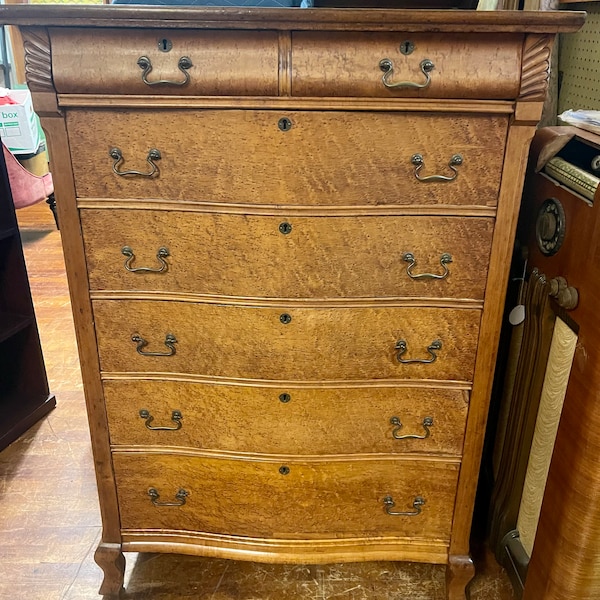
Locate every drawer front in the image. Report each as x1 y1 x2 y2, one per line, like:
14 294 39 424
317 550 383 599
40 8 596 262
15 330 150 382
292 32 522 99
113 452 459 540
93 300 481 382
82 210 494 300
105 380 469 456
50 28 279 96
67 110 507 207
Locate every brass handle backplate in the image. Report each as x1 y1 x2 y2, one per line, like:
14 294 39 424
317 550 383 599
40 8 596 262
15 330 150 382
383 495 425 516
122 246 169 273
132 333 177 357
390 416 434 440
147 487 188 506
411 153 463 182
137 55 193 86
139 409 183 431
395 339 442 364
403 252 452 280
110 147 161 178
379 58 434 89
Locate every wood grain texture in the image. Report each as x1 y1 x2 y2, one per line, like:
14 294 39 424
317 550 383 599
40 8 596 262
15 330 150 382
448 122 539 559
50 28 279 96
39 117 123 544
3 10 580 599
92 300 482 382
112 452 459 540
104 380 469 457
292 32 522 99
518 151 600 600
66 109 508 207
0 6 586 33
81 209 495 301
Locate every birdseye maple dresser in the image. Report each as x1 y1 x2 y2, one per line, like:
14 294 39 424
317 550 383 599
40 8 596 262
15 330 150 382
0 5 584 598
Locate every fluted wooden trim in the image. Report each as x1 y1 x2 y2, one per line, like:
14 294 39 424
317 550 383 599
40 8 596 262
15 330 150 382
519 34 554 101
21 27 54 92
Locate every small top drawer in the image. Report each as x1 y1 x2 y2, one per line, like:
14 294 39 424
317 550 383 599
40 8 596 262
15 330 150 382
50 28 280 96
292 32 522 99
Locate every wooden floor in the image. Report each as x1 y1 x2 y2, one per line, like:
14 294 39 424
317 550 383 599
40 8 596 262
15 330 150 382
0 201 516 600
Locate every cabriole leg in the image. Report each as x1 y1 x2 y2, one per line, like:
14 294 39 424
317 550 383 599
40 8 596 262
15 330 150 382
446 554 475 600
94 542 125 598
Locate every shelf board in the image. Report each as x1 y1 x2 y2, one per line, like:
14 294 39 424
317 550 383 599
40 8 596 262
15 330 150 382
0 312 35 344
0 392 57 450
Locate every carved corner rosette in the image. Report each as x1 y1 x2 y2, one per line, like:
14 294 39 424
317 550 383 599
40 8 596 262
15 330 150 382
519 34 555 101
22 27 55 93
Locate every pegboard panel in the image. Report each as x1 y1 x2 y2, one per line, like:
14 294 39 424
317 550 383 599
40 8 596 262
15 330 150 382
558 3 600 112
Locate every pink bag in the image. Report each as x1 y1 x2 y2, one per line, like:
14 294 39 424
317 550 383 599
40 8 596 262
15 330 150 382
2 141 54 209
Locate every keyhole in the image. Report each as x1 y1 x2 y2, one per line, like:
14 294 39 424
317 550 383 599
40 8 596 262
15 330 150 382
400 40 414 55
279 466 290 475
158 38 173 52
279 393 291 403
278 117 293 132
279 222 292 235
280 313 292 325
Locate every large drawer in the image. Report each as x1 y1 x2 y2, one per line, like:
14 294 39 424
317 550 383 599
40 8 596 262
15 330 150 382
292 32 522 99
67 110 508 207
50 28 279 96
104 380 469 457
81 209 494 301
93 300 481 382
113 452 459 540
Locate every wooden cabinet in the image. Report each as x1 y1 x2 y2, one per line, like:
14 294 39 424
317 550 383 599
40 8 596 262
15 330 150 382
0 6 584 599
0 140 55 450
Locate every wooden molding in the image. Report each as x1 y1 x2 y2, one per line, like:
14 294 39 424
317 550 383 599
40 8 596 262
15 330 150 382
519 34 554 101
21 27 54 93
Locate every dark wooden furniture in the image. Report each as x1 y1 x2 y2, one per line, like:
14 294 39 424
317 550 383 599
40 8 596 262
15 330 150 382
521 127 600 600
488 126 600 600
0 138 56 450
0 6 584 599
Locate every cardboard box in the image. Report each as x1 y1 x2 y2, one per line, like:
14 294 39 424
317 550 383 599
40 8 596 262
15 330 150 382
0 88 42 155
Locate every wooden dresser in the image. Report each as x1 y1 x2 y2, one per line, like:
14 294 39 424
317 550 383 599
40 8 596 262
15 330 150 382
0 6 583 598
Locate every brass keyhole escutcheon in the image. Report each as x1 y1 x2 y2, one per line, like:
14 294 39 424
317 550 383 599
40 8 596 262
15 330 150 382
278 117 293 132
158 38 173 52
279 466 290 475
279 222 292 235
400 40 414 55
280 313 292 325
279 393 291 403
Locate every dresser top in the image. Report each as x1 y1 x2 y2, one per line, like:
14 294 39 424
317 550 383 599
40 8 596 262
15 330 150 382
0 5 585 33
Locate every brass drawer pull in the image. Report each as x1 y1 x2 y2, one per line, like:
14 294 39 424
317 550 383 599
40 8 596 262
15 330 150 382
110 147 161 178
137 55 193 86
139 409 182 431
383 495 425 517
122 246 169 273
403 252 452 280
390 416 433 440
379 58 434 89
395 339 441 364
132 333 177 357
147 487 188 507
411 153 463 183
